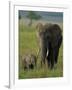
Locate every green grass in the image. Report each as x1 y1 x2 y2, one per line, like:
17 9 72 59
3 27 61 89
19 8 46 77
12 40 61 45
19 19 63 79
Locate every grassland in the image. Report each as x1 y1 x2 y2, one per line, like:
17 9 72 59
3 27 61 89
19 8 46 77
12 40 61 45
19 19 63 79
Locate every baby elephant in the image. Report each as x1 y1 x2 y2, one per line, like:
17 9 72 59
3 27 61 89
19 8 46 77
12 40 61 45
22 54 37 70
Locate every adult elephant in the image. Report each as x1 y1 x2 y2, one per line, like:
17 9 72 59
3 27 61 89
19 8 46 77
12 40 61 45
36 23 62 69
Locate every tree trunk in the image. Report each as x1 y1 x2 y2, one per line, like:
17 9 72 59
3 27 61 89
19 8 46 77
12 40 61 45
28 19 32 26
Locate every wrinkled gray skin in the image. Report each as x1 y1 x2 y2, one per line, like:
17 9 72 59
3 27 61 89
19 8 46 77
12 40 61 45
22 54 37 70
36 23 62 69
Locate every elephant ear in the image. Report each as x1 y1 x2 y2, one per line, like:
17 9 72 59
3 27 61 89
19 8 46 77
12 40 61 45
51 32 62 48
36 23 45 38
51 37 59 48
50 24 62 48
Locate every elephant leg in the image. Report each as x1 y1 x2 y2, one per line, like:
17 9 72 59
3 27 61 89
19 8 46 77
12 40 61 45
47 50 51 68
50 48 55 69
55 35 62 64
54 47 59 64
40 46 47 67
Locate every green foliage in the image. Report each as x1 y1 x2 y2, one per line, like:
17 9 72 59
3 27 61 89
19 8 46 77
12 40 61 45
26 11 41 26
27 11 41 20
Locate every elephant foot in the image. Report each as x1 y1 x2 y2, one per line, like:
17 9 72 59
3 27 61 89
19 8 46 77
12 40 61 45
48 63 51 68
50 64 54 70
50 66 54 70
55 60 58 64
